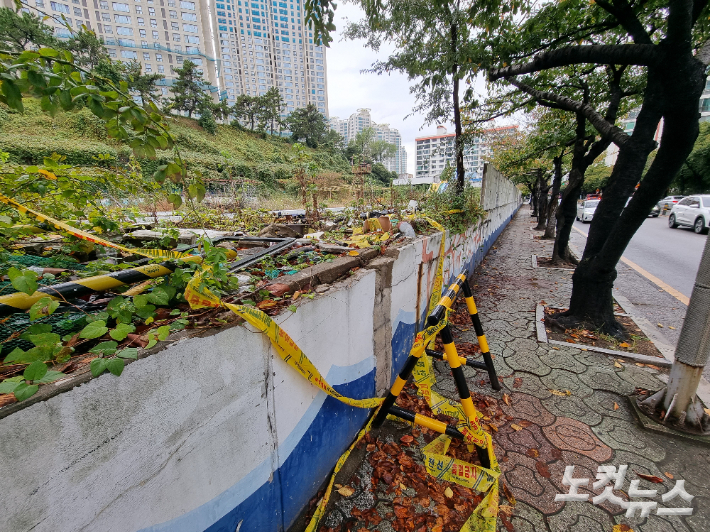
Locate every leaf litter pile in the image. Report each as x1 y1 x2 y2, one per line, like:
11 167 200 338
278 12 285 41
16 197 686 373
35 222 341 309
543 307 664 359
303 381 516 532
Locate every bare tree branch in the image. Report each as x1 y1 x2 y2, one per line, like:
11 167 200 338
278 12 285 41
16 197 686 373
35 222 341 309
489 44 658 81
507 78 630 148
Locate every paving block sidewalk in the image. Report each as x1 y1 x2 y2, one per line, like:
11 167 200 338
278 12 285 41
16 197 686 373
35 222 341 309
295 208 710 532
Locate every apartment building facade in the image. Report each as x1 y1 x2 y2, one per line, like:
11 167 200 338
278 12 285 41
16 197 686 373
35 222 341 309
8 0 328 116
208 0 329 116
408 125 516 186
329 108 408 175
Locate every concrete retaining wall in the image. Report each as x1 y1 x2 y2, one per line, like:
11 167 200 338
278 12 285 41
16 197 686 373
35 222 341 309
0 197 520 532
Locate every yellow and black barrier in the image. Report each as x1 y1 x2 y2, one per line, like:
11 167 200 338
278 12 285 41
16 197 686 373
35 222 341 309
426 274 501 391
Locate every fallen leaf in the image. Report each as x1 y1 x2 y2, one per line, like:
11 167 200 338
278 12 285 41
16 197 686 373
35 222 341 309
636 363 645 367
619 342 630 348
635 472 664 484
400 435 414 444
705 407 710 417
499 504 514 516
502 393 512 406
291 291 301 301
535 461 551 478
513 377 523 388
552 346 561 350
612 525 633 532
348 250 360 256
501 481 516 506
657 323 664 328
526 448 540 458
334 483 342 488
614 361 623 368
669 326 676 330
400 482 407 490
614 402 619 410
444 487 454 498
549 389 572 396
366 443 376 452
257 299 278 309
337 486 355 497
664 472 674 479
551 448 563 460
266 283 291 297
510 423 523 431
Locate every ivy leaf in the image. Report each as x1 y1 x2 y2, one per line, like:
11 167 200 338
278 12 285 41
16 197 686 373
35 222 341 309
0 380 22 394
133 294 149 308
37 370 66 384
116 348 138 360
106 358 124 376
156 325 171 341
29 297 60 321
3 347 26 363
80 320 108 339
21 324 52 338
168 193 182 209
288 305 298 313
109 323 135 341
13 383 39 402
28 333 61 347
90 358 109 377
89 341 118 356
7 267 38 295
147 285 176 306
23 361 48 382
136 304 156 319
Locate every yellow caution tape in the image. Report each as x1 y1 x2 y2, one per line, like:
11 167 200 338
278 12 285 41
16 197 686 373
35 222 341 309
0 193 189 260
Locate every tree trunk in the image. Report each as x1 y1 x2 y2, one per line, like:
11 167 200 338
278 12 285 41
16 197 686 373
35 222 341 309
451 22 465 192
534 171 548 230
543 156 563 239
562 46 706 335
531 177 539 216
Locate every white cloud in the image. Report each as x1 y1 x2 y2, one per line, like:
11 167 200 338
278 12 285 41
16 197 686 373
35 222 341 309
325 3 434 174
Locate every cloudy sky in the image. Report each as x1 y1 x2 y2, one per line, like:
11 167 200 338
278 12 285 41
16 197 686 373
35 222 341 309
325 3 430 175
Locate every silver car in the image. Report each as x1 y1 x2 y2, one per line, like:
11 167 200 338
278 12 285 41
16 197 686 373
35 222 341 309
668 195 710 234
576 200 599 223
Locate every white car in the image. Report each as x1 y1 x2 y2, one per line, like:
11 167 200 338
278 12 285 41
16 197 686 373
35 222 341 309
576 200 599 223
668 195 710 234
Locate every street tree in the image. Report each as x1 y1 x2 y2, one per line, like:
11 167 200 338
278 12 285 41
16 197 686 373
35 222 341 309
284 103 328 147
346 0 519 191
167 60 207 118
0 7 59 51
672 121 710 194
489 0 710 335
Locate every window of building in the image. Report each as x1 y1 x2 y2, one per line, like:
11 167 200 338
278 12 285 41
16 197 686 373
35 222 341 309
152 30 159 38
180 0 194 8
185 35 198 43
171 21 178 29
50 1 70 13
176 56 183 63
116 25 132 34
148 6 154 14
99 0 108 8
101 12 110 20
145 63 152 71
121 50 137 58
103 24 113 32
181 11 196 20
139 28 146 36
107 48 116 57
182 23 197 32
158 64 164 72
114 14 130 22
137 16 144 24
143 52 150 60
169 9 176 17
155 53 163 61
150 18 157 26
73 6 81 15
135 5 142 12
112 2 129 11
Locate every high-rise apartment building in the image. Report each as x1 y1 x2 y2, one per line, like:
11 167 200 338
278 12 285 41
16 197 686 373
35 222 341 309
329 108 408 175
208 0 329 116
408 125 516 185
7 0 328 116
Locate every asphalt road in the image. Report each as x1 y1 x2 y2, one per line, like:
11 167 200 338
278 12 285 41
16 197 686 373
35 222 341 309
569 213 710 378
573 215 706 299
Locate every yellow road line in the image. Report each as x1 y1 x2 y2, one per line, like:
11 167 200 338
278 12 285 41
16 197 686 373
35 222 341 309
571 225 690 306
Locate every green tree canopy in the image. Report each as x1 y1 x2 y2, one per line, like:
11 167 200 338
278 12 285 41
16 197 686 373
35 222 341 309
285 103 328 148
0 7 59 51
166 60 208 118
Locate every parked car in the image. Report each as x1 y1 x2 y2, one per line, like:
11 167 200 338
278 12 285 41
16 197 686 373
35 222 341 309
576 199 600 223
625 197 660 217
658 195 686 211
668 195 710 234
